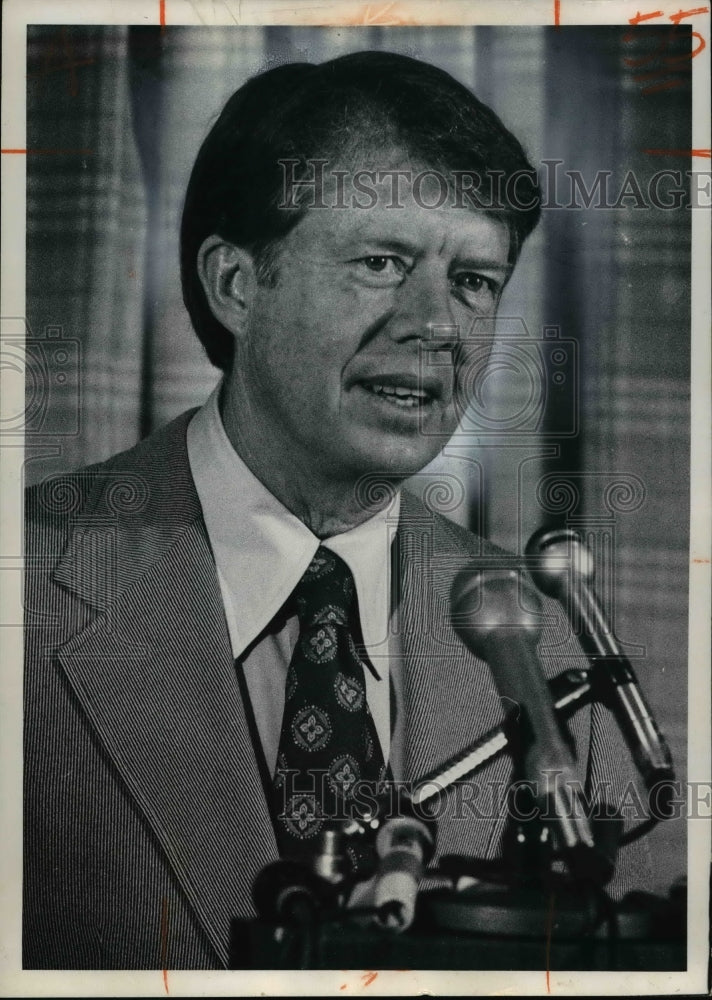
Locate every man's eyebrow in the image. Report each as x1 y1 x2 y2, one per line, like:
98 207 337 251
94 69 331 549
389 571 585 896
453 256 514 275
341 235 420 257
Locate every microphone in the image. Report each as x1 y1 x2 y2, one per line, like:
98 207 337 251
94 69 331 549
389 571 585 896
525 527 675 808
252 858 337 924
371 807 435 932
451 567 611 883
346 788 435 932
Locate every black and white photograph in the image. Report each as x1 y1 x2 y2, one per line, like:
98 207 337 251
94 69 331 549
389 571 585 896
1 0 710 994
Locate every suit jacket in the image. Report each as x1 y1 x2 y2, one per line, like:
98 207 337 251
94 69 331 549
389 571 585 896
23 410 651 969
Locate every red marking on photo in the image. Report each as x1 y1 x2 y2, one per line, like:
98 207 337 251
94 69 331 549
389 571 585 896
161 897 170 992
629 8 665 23
669 5 709 23
26 26 95 97
1 148 93 155
545 893 555 993
644 148 711 156
637 77 685 93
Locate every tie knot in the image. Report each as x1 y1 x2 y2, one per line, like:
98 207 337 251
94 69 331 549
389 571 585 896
293 546 357 630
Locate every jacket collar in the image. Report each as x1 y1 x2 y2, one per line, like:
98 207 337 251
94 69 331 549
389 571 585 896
53 411 202 609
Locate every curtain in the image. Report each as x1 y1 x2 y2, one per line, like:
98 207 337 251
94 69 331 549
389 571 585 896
26 27 147 479
25 24 691 895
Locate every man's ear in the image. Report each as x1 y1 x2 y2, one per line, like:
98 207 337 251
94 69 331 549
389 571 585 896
196 235 257 340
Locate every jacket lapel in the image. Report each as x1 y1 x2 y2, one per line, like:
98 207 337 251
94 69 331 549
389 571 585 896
52 415 277 967
396 492 515 860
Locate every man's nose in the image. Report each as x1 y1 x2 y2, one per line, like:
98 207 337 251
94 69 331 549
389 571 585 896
389 267 460 350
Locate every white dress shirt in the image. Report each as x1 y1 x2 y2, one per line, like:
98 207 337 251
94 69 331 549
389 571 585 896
186 382 403 779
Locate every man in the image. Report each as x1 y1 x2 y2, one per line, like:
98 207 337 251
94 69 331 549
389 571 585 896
23 51 652 970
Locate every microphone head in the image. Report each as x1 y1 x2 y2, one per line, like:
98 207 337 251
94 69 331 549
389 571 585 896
450 568 542 657
525 526 595 599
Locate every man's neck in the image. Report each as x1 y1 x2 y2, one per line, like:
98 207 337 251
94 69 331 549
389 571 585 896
219 383 397 539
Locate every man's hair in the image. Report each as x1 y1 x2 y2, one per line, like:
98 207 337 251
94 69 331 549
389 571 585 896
180 50 541 372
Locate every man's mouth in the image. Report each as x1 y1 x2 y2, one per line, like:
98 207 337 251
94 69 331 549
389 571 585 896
362 382 430 408
356 375 440 409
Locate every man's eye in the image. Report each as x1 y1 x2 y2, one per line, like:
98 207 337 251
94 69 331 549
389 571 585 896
454 273 494 294
452 272 499 306
357 256 408 277
364 256 390 272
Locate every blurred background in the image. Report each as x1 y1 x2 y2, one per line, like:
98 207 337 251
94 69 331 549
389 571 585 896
24 24 691 895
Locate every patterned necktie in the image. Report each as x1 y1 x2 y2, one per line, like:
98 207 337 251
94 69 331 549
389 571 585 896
272 546 387 869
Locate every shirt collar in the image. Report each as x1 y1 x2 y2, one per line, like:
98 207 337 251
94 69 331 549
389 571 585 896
186 382 400 672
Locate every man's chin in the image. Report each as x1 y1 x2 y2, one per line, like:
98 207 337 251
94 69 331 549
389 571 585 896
343 439 447 493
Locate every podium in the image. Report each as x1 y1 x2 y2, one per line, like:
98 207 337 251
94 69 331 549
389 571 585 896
230 882 686 971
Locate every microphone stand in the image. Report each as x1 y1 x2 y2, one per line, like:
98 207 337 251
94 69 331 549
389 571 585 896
410 548 678 949
419 718 622 944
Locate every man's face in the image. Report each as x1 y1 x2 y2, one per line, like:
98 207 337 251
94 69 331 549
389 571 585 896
229 168 512 491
